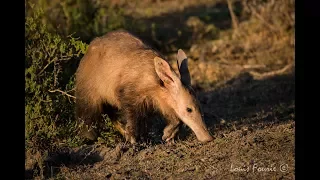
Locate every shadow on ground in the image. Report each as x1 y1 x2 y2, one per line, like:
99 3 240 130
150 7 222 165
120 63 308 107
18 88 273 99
25 146 104 179
198 71 295 135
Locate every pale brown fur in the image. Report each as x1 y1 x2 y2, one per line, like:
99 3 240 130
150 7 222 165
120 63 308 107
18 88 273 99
75 30 213 144
76 31 166 109
76 31 176 141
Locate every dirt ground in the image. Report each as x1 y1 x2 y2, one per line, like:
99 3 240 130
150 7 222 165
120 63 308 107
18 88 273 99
25 0 295 179
31 120 294 179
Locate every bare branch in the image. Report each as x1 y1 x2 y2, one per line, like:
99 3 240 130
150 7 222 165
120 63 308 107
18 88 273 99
227 0 239 30
243 64 266 69
37 56 72 76
53 61 58 87
48 89 76 99
249 63 294 80
38 57 58 75
66 88 76 92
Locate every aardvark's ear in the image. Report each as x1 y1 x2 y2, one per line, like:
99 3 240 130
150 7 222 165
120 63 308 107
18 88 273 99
154 56 177 89
176 49 191 86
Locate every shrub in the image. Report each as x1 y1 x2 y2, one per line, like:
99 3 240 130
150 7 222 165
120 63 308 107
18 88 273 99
25 6 88 152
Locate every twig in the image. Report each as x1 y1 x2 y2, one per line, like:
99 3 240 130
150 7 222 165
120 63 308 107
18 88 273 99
48 89 76 99
243 64 266 69
38 57 57 75
38 56 72 76
58 57 72 61
53 61 58 87
249 63 294 80
66 88 76 92
227 0 239 30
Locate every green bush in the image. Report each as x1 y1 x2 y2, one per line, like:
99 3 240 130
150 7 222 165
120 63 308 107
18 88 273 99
25 6 88 152
25 4 123 155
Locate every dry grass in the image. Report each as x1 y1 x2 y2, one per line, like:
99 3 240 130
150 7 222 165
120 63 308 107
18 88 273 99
166 0 294 86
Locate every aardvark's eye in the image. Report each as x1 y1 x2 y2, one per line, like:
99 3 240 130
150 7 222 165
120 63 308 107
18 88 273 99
186 107 192 113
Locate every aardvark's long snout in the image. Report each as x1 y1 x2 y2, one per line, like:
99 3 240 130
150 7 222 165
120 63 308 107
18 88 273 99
182 118 214 143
